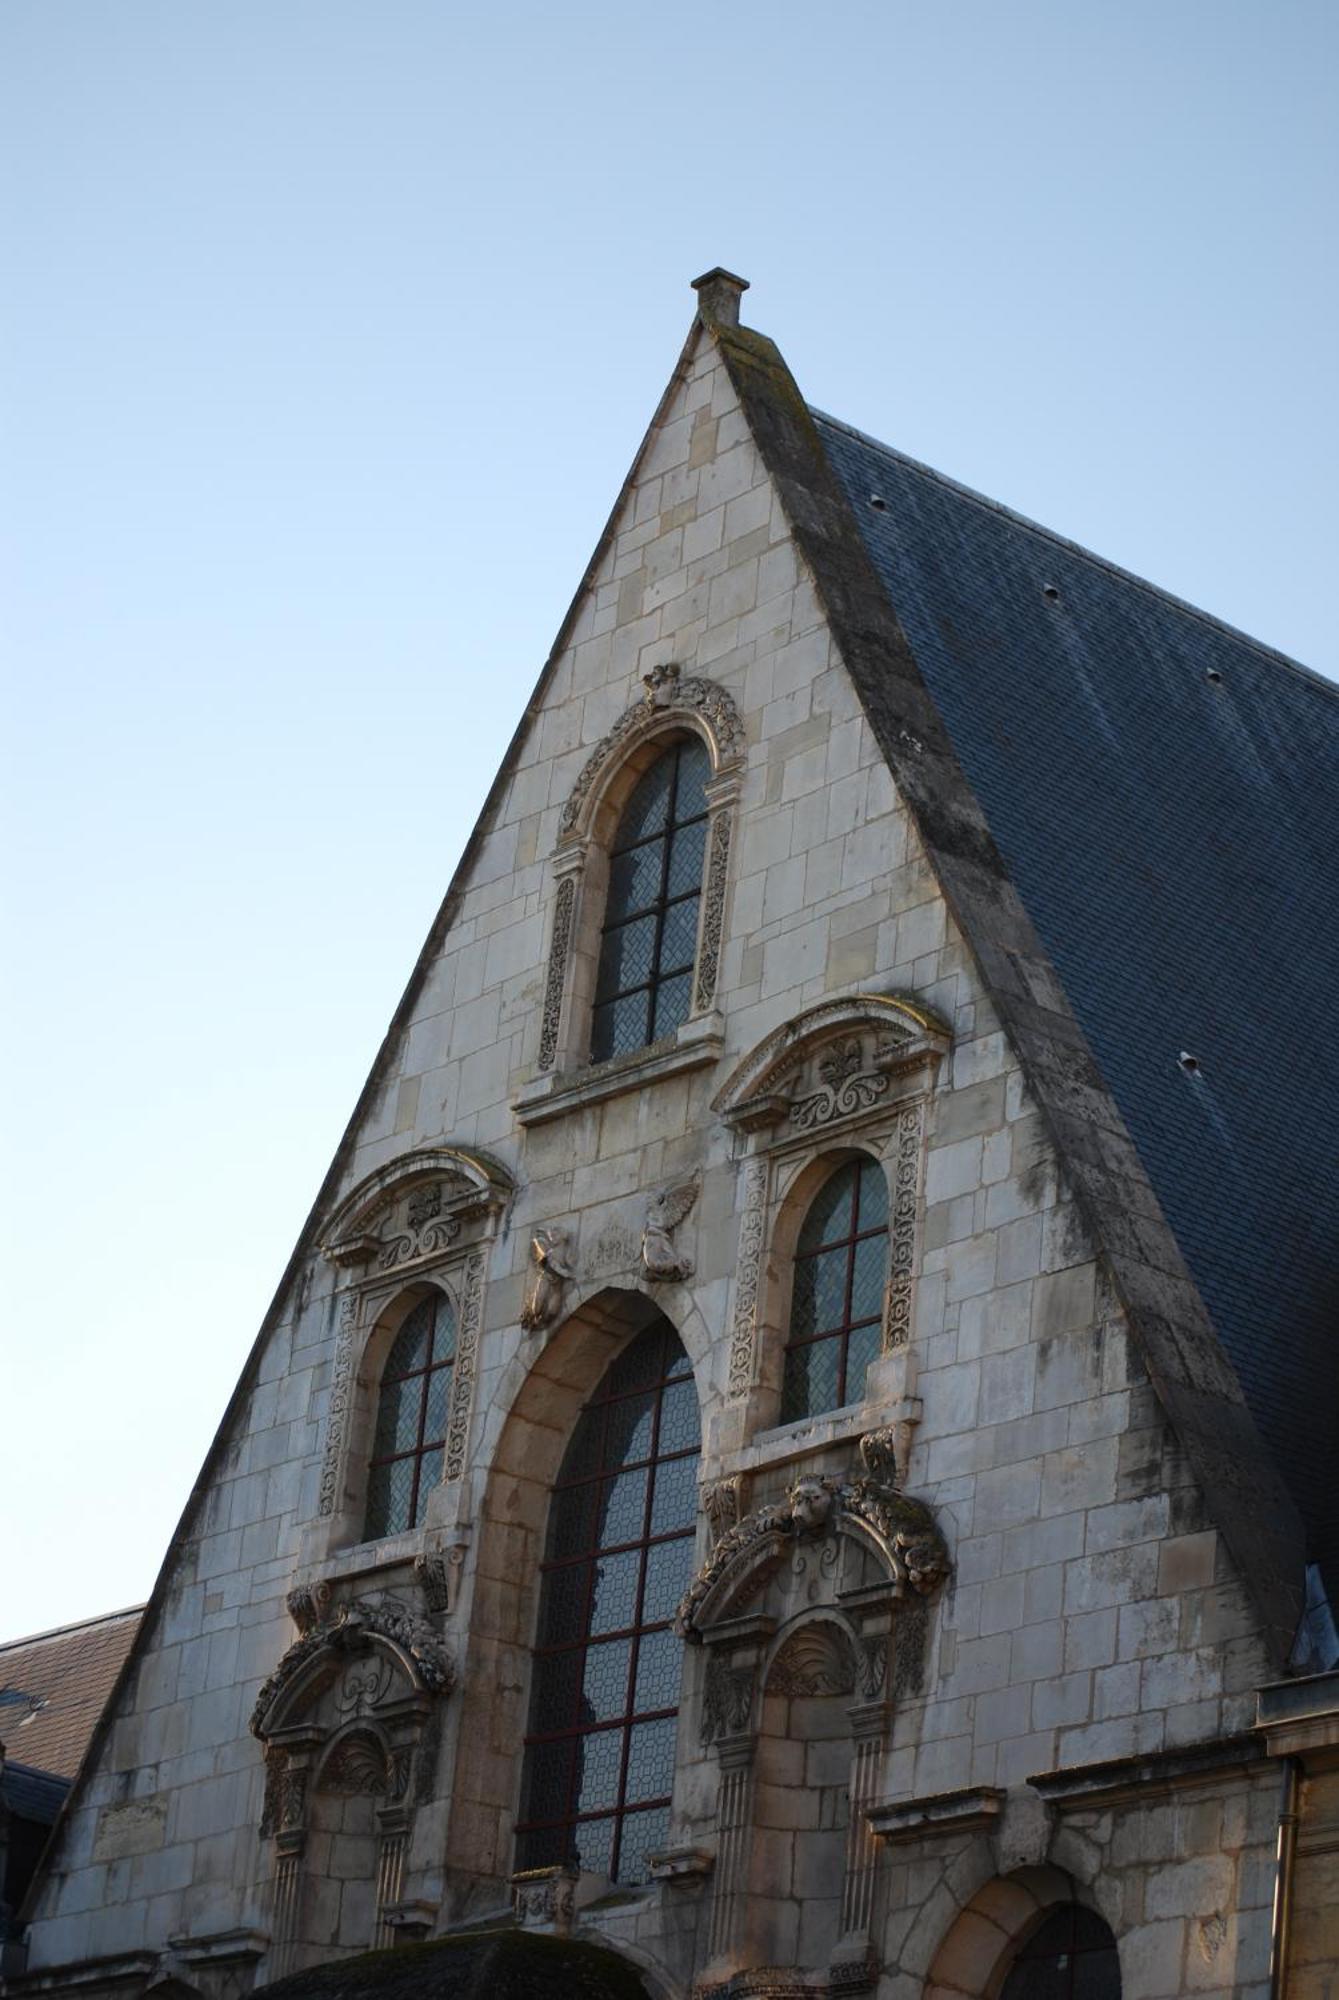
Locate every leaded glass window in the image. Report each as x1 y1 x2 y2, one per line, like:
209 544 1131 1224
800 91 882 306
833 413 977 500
517 1322 700 1884
590 738 710 1063
780 1158 888 1422
364 1292 455 1540
999 1906 1121 2000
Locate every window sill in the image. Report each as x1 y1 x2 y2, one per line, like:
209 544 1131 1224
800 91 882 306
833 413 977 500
513 1012 725 1127
717 1400 877 1482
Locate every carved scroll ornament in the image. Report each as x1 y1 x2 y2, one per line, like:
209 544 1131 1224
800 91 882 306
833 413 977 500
675 1443 949 1644
557 663 744 845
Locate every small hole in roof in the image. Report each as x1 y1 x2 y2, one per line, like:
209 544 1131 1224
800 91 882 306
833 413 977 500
1177 1052 1201 1076
868 494 887 511
1205 669 1223 686
1042 584 1061 604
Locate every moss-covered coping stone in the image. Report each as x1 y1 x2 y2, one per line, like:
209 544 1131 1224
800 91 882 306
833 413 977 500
251 1928 652 1999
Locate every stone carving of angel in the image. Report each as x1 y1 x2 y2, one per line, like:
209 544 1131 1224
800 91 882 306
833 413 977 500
520 1225 574 1331
641 1180 699 1282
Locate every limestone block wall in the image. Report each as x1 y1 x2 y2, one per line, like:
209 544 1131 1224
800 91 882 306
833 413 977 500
20 318 1283 2000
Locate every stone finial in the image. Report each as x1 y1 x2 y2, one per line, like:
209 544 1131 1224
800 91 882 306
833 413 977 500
691 267 750 328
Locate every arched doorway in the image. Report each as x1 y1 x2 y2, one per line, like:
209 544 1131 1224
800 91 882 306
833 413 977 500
924 1870 1120 1999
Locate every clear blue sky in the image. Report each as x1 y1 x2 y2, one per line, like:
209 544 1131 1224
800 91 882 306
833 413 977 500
3 1 1335 1638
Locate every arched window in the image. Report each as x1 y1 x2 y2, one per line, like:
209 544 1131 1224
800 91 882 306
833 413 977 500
517 1322 700 1884
999 1906 1121 1998
364 1292 455 1539
590 737 710 1063
780 1157 888 1423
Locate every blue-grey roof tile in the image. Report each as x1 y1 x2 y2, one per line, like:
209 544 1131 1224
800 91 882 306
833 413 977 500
815 411 1339 1591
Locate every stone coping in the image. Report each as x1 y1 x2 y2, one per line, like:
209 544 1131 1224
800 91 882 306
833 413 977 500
1027 1732 1267 1810
866 1785 1004 1843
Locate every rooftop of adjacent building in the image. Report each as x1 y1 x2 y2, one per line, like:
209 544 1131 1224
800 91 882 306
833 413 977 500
0 1605 144 1784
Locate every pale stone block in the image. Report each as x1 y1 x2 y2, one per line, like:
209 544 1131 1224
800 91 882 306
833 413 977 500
926 1136 983 1206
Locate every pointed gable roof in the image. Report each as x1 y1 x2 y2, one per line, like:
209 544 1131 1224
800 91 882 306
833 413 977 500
702 301 1331 1660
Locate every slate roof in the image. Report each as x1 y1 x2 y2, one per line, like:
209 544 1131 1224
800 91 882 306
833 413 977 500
0 1758 69 1827
0 1607 143 1781
813 411 1339 1593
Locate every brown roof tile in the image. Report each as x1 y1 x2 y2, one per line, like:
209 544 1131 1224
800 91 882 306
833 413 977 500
0 1607 143 1781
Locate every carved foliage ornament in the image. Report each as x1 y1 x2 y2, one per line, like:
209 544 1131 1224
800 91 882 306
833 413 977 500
674 1441 950 1644
321 1148 513 1273
557 663 745 844
712 994 949 1136
250 1595 454 1742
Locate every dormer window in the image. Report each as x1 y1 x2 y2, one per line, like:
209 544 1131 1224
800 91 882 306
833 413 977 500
591 738 710 1062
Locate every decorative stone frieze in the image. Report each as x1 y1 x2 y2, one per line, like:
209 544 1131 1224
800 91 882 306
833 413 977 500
712 994 948 1138
511 1863 578 1937
726 1159 769 1398
321 1147 512 1274
536 873 577 1072
317 1293 359 1520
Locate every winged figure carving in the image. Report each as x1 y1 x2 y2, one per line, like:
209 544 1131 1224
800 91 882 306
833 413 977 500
642 1179 699 1282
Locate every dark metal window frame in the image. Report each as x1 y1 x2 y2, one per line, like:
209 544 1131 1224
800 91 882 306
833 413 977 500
999 1904 1122 1998
780 1158 889 1422
364 1291 455 1541
590 739 709 1063
517 1326 699 1884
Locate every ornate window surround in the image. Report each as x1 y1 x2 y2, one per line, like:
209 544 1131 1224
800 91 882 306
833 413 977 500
712 993 949 1450
307 1147 512 1565
515 663 745 1128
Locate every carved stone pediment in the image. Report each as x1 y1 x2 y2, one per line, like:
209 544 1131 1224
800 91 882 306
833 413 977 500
675 1436 950 1646
712 995 949 1137
251 1588 454 1843
321 1147 513 1273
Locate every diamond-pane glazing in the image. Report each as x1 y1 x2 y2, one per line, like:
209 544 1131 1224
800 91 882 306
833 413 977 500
657 1379 700 1453
617 759 673 844
591 740 711 1065
783 1160 891 1421
659 895 700 973
607 841 664 916
632 1627 682 1713
573 1727 624 1815
590 993 650 1063
798 1165 857 1251
617 1805 671 1886
365 1291 456 1540
651 972 693 1041
666 820 707 898
580 1639 633 1724
596 1466 649 1549
648 1453 697 1536
604 1393 656 1468
520 1325 700 1883
573 1816 616 1879
588 1550 640 1636
640 1536 695 1623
